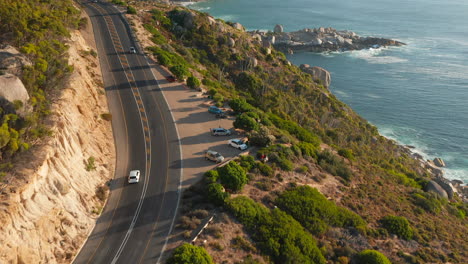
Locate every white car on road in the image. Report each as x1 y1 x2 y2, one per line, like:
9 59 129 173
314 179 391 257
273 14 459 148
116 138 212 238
128 170 140 184
228 139 248 150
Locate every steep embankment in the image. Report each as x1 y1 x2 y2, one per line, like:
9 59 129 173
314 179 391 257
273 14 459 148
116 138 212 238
0 13 115 263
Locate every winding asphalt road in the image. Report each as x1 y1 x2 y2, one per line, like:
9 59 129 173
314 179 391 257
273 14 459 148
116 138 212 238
74 1 182 263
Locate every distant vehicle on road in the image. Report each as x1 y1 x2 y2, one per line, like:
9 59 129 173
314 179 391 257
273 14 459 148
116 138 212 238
228 139 248 150
205 150 225 163
165 75 176 82
128 170 140 183
129 46 136 54
208 105 223 114
211 127 231 136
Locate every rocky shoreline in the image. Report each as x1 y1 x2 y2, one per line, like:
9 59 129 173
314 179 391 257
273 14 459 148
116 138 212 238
399 145 468 203
250 25 405 53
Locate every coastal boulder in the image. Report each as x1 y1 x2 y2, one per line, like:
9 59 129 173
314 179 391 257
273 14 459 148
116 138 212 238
0 45 32 76
227 37 236 47
232 22 244 31
433 157 446 167
299 64 331 88
425 180 448 199
0 74 29 104
274 24 284 33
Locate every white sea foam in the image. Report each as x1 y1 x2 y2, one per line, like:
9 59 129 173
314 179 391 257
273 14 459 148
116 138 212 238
364 93 382 99
348 48 408 64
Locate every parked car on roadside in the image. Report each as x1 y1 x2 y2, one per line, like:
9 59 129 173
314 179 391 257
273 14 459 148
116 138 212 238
129 46 137 54
228 139 248 150
215 112 227 118
208 105 223 114
205 150 225 163
128 170 140 184
165 75 176 82
211 128 231 136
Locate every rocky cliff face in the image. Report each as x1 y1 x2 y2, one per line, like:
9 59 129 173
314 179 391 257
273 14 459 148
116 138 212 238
0 18 115 264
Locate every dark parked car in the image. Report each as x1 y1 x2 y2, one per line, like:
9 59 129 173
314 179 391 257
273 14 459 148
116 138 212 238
165 75 176 82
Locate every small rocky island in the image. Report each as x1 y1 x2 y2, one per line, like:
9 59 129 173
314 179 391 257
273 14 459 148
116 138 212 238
250 24 405 53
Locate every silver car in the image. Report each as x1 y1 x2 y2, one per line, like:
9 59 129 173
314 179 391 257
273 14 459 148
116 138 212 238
205 150 225 163
211 128 231 136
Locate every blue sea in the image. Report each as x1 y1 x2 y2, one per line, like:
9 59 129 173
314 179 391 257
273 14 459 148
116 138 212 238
190 0 468 183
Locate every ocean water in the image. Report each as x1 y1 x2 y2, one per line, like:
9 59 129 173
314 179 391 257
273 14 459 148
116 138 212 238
190 0 468 183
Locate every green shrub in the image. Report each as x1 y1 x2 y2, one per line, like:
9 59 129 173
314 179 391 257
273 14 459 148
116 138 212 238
276 157 293 171
269 114 320 146
239 155 256 172
218 161 248 192
234 113 259 132
226 196 326 264
204 170 219 183
257 162 274 177
206 183 229 206
412 192 442 214
170 64 189 80
229 98 254 113
167 243 214 264
338 148 354 160
143 24 167 45
127 5 137 14
85 156 96 171
276 185 365 235
380 215 413 240
248 126 274 147
355 250 391 264
317 150 352 182
187 75 201 89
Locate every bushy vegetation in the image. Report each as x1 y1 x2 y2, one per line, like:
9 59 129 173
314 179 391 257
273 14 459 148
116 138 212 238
141 6 468 263
167 243 214 264
356 250 391 264
276 186 365 235
380 215 413 240
0 0 80 169
218 161 248 192
186 75 201 89
226 196 326 264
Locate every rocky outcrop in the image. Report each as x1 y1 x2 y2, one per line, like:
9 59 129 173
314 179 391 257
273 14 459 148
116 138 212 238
232 22 244 31
434 176 456 199
0 74 29 105
0 44 32 76
425 180 448 199
299 64 331 88
274 24 283 33
250 26 405 53
433 157 446 167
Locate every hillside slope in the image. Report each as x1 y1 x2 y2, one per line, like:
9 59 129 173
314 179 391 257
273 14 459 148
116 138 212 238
126 3 467 263
0 11 115 263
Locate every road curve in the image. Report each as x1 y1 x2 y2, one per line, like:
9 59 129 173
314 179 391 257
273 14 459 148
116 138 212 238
74 1 182 264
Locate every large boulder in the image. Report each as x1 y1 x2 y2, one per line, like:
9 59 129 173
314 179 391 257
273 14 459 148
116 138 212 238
232 22 244 31
425 180 448 199
433 157 446 167
227 37 236 47
0 74 29 105
274 24 284 33
0 45 32 76
299 64 331 88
